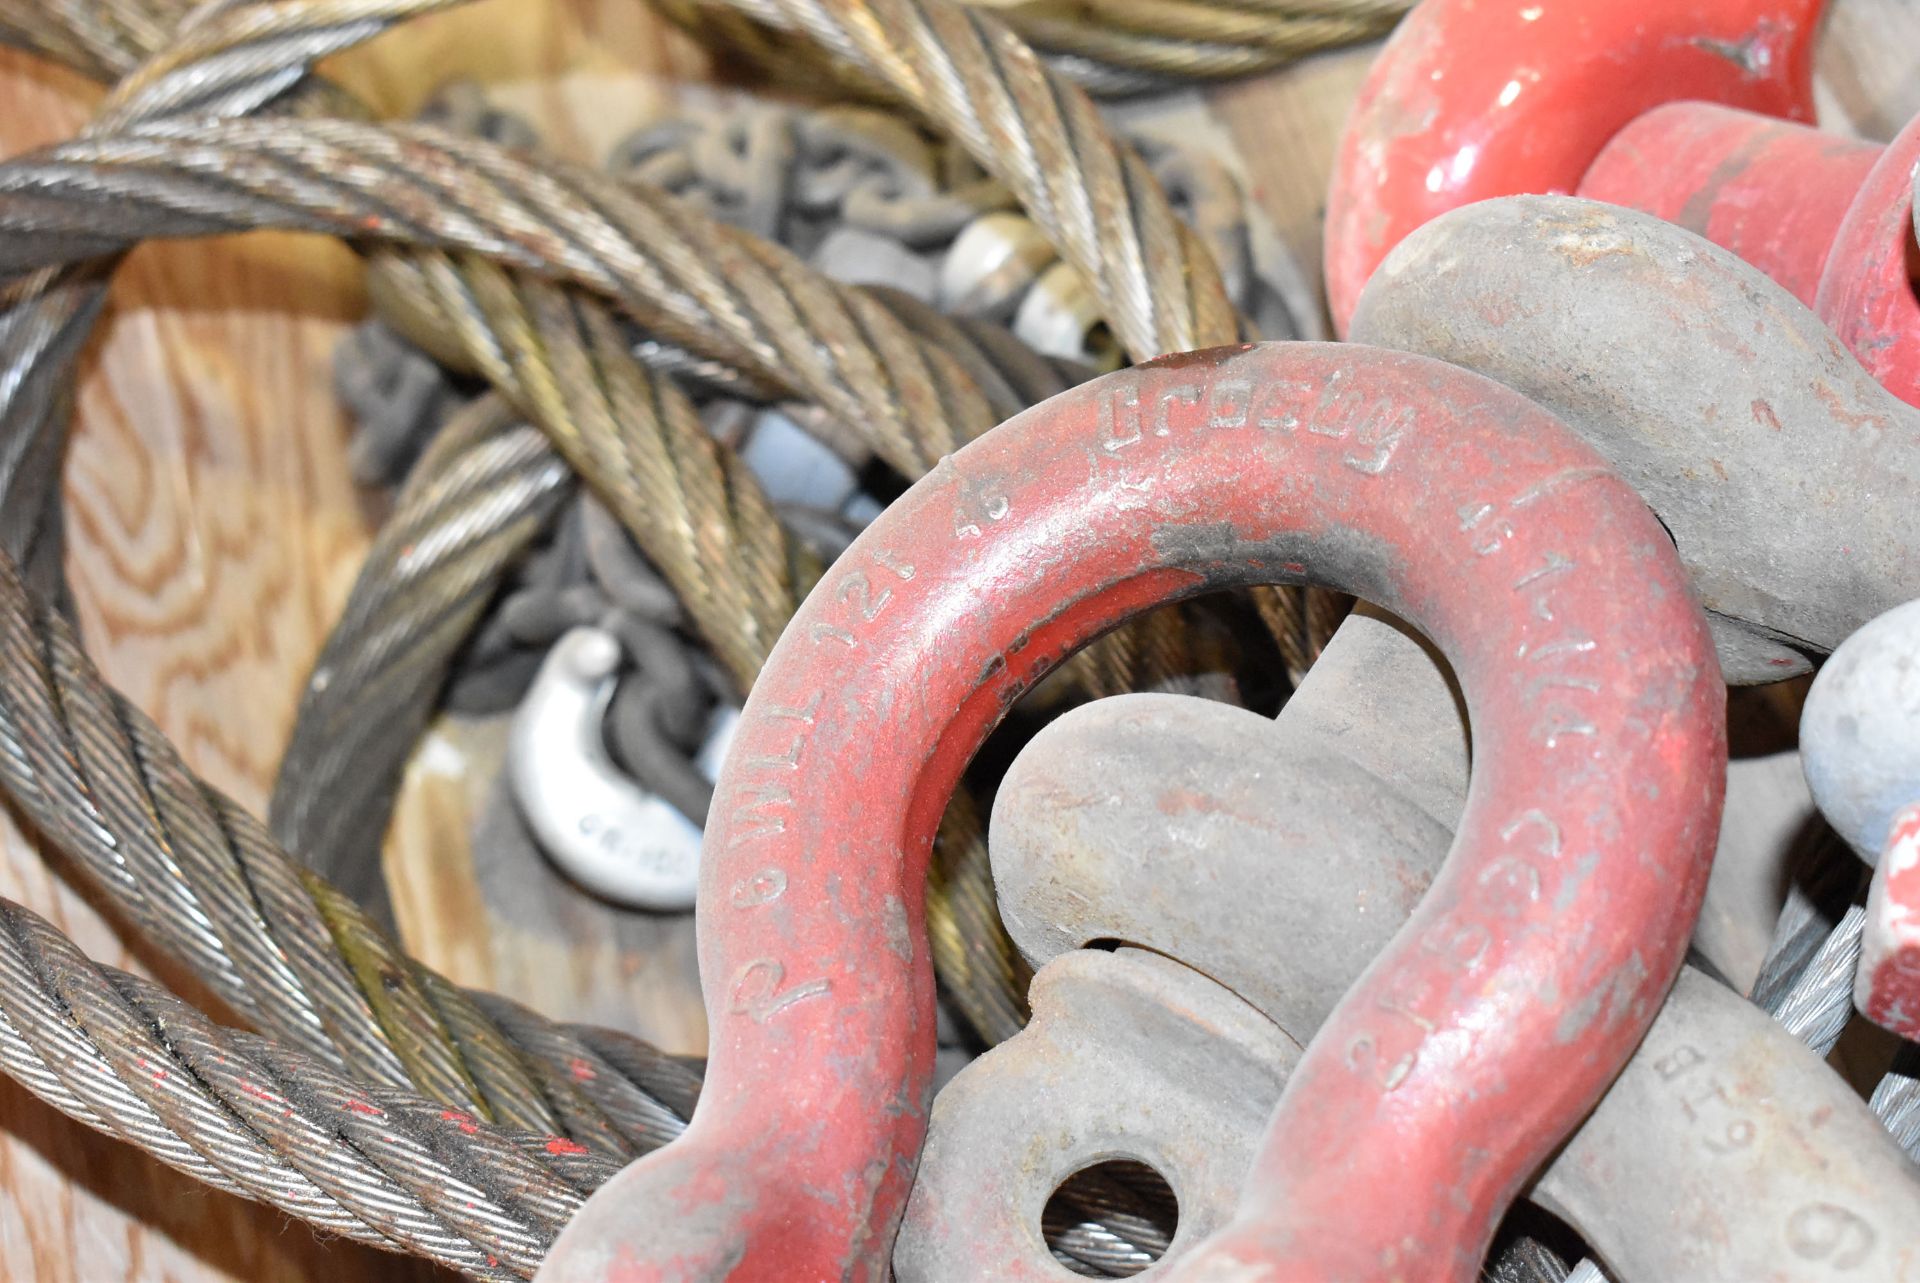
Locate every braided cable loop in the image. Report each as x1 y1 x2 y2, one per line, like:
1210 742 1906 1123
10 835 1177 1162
3 0 1331 663
0 0 461 608
0 112 1276 705
269 394 576 912
0 25 1053 1060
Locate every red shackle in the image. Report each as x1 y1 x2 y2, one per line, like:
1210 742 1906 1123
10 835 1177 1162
1578 104 1920 407
1324 0 1820 333
535 344 1725 1283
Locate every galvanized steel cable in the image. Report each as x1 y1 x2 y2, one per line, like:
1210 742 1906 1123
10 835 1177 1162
0 35 1311 1047
1749 828 1869 1058
0 0 1175 1160
0 0 1341 677
662 0 1406 95
0 392 1136 1271
1869 1042 1920 1161
0 0 1332 670
0 0 196 81
357 245 1035 1044
274 270 1101 1040
698 0 1245 358
0 896 622 1280
0 1 722 1163
269 392 576 916
0 112 1327 682
0 32 1172 1052
982 0 1407 93
0 527 709 1141
0 0 461 611
8 0 1406 96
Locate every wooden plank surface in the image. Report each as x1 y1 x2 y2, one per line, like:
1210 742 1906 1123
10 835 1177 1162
1 1 1915 1278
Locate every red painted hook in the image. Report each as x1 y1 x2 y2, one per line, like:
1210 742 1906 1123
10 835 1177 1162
1325 0 1820 334
535 343 1725 1283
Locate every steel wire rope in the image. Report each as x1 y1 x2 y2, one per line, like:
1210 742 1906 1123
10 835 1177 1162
0 0 464 614
0 893 625 1280
654 0 1408 95
4 0 1335 681
0 0 1052 1090
0 0 726 1155
0 43 1068 1208
0 344 1182 1276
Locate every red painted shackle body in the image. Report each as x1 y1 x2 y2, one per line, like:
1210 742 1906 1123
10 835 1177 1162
1331 0 1920 406
1325 0 1821 333
535 343 1725 1283
1579 102 1920 407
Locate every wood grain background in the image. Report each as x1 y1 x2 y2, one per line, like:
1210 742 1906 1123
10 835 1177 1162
0 0 1915 1278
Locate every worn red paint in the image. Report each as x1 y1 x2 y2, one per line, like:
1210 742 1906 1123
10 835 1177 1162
537 345 1724 1283
1858 803 1920 1037
546 1138 590 1157
441 1109 479 1135
1580 105 1920 408
1329 0 1920 408
1325 0 1821 333
345 1098 383 1117
568 1057 597 1082
1813 116 1920 409
1580 104 1877 308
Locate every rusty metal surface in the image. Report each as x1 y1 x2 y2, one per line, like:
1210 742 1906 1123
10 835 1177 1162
1322 0 1820 332
1349 196 1920 681
536 342 1723 1282
896 947 1298 1280
1813 114 1920 406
